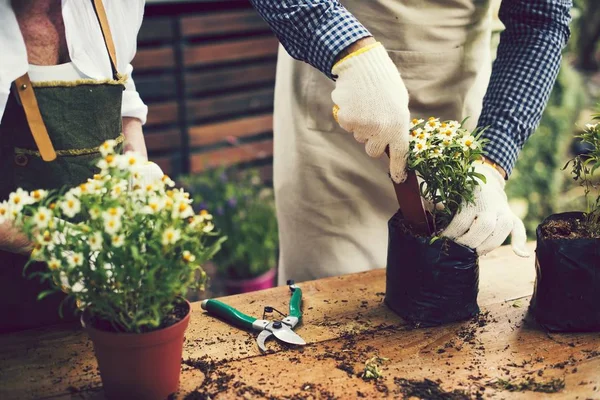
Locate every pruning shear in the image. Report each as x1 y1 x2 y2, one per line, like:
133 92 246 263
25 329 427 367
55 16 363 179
201 280 305 353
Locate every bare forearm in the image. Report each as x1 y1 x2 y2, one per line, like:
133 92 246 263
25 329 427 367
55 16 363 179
334 37 376 64
0 221 32 255
122 117 147 160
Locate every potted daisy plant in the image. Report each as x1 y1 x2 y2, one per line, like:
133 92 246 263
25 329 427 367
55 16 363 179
1 140 224 399
385 117 488 327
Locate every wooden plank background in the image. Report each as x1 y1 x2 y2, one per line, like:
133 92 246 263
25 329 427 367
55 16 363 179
134 1 278 177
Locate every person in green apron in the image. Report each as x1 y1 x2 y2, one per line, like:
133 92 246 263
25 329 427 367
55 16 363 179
0 0 159 333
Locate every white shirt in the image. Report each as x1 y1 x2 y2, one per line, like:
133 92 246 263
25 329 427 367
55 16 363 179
0 0 148 124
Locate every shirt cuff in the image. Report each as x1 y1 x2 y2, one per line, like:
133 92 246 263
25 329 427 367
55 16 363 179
308 7 372 80
121 65 148 125
480 127 519 177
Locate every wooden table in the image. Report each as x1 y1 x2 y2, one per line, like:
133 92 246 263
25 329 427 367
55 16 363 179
1 243 599 399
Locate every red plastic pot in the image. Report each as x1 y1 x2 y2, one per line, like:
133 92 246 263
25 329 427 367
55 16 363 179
81 301 191 399
224 267 276 295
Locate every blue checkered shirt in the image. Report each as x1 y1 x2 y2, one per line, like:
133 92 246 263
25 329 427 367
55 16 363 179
249 0 572 176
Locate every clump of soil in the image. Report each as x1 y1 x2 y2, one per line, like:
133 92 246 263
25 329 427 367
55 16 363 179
86 301 189 333
394 378 470 400
490 377 565 393
541 217 592 239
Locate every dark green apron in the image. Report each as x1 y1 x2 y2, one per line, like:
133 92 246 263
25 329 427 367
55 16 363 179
0 1 124 333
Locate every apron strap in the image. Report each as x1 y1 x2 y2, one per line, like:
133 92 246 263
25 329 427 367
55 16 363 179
13 75 57 162
92 0 119 77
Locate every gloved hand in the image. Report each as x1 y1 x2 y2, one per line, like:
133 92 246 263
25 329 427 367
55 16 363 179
441 162 530 257
331 42 411 183
129 161 164 190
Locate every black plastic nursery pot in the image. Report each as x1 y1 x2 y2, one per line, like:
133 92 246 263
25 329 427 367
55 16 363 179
385 211 480 327
530 212 600 332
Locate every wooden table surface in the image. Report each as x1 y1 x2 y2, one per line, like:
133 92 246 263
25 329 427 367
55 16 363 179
1 242 599 399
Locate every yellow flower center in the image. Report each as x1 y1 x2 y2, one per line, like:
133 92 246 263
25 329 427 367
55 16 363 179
128 158 136 166
428 121 436 127
441 123 447 128
200 210 208 216
444 130 452 136
417 143 424 150
13 196 21 205
32 191 41 200
428 117 436 121
38 213 46 221
94 174 102 180
167 232 174 240
109 208 118 216
465 140 472 147
179 203 187 212
150 203 159 211
0 209 5 216
80 184 87 192
412 118 419 124
108 220 115 227
67 200 75 208
106 155 114 163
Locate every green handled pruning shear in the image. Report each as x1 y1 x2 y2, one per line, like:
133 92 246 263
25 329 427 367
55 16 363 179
201 280 305 353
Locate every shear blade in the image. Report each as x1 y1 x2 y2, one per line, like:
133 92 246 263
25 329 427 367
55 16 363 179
257 330 273 352
272 327 306 346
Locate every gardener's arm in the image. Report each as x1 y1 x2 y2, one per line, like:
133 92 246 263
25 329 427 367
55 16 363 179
443 0 572 256
248 0 412 182
478 0 572 175
0 222 32 255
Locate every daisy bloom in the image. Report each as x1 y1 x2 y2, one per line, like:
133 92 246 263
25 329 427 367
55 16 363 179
89 232 103 251
459 135 479 151
586 123 598 131
99 139 117 157
89 207 101 220
203 222 215 233
30 189 48 203
436 128 458 141
182 250 196 263
0 201 10 224
412 139 428 154
143 196 165 214
173 201 194 219
48 258 61 271
410 118 425 128
60 195 81 218
199 209 213 221
112 234 125 248
430 147 443 158
162 227 181 246
9 188 31 211
33 207 52 229
103 207 124 220
67 252 84 268
119 151 143 170
104 217 121 235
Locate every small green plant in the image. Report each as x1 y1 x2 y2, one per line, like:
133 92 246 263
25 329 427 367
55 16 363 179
408 117 488 232
564 114 600 236
181 167 278 280
1 142 224 333
361 356 388 380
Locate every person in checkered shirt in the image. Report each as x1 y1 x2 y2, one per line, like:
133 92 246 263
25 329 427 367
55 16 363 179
249 0 572 282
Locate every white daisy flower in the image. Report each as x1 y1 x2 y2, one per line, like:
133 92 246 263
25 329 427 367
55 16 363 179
173 201 195 219
30 189 48 203
99 139 117 157
110 181 128 198
89 232 103 251
89 207 101 220
586 123 598 131
47 258 61 271
67 252 84 268
36 230 53 248
410 118 425 129
430 147 444 158
0 201 10 224
182 250 196 263
202 222 215 233
412 139 428 154
111 234 125 248
424 117 440 132
102 207 125 220
9 188 31 211
436 127 458 141
459 135 479 151
60 195 81 218
118 151 143 171
33 207 52 229
103 217 121 235
143 196 166 214
162 227 181 246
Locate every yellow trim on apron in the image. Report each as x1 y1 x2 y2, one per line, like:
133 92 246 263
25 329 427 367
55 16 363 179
14 133 124 157
31 74 128 89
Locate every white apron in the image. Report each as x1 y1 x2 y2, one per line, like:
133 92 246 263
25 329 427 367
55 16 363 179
274 0 493 284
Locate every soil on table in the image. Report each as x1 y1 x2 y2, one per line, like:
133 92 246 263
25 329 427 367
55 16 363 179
540 216 595 240
87 301 189 333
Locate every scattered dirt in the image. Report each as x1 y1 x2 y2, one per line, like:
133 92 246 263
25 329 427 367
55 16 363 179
489 377 565 393
541 216 591 239
394 378 471 399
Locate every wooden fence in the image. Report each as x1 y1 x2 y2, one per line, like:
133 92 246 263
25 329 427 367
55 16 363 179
134 1 278 178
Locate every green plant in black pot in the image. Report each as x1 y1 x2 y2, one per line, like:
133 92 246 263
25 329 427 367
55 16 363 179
385 117 488 327
181 167 278 294
530 115 600 332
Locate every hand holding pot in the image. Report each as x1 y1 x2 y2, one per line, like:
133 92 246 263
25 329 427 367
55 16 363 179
331 42 411 183
441 163 529 257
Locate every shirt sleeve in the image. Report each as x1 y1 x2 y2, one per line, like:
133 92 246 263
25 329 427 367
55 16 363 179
478 0 572 176
248 0 372 79
121 63 148 124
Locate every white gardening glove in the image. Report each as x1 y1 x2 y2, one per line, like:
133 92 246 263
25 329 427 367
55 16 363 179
129 161 164 190
331 42 411 183
441 163 530 257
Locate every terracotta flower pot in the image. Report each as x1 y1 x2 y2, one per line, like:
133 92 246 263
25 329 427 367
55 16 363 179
224 267 276 295
81 301 191 399
530 212 600 332
385 212 480 327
